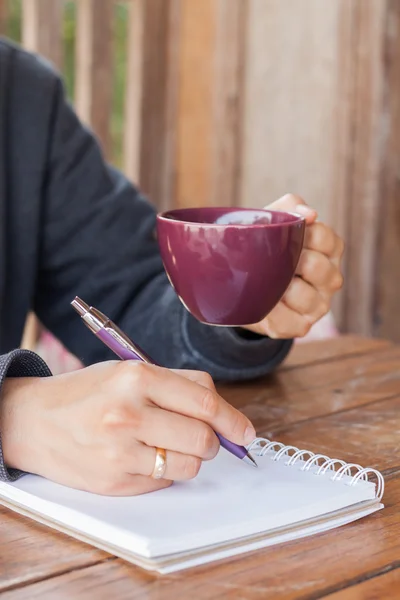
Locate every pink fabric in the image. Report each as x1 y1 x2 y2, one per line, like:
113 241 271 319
35 330 83 375
35 311 338 374
294 311 339 344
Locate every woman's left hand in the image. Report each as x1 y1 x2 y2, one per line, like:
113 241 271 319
243 194 344 339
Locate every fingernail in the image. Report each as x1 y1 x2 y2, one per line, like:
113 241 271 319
296 204 315 215
244 426 256 445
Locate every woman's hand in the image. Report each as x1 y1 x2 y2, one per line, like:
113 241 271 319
243 194 344 339
0 361 256 496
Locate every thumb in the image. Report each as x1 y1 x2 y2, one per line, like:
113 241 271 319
265 194 317 225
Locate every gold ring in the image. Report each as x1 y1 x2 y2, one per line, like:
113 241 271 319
151 447 167 479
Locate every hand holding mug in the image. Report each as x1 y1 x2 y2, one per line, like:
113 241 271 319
243 194 344 339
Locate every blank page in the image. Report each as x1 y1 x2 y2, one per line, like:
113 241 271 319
0 448 377 558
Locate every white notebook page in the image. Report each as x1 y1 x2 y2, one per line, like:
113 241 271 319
0 448 378 559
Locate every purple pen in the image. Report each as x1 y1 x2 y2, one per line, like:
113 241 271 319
71 296 257 468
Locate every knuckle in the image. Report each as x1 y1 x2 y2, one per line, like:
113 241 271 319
102 406 125 428
299 320 312 337
197 371 215 391
268 326 286 339
229 410 247 439
321 226 336 255
332 272 344 290
182 455 202 480
318 300 330 318
200 388 219 419
103 444 123 467
117 361 151 395
303 252 321 279
195 424 217 457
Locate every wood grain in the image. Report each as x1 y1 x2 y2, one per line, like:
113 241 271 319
267 394 400 472
1 337 399 599
2 476 400 600
123 0 145 183
175 0 216 208
138 0 179 211
0 507 107 593
219 345 400 433
282 335 392 370
175 0 245 208
21 0 64 71
337 0 387 337
75 0 114 159
326 568 400 599
0 0 7 35
240 0 340 222
375 0 400 344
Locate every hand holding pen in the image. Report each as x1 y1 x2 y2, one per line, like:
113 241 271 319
71 297 258 472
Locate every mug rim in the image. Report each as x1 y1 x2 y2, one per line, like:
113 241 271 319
156 206 305 229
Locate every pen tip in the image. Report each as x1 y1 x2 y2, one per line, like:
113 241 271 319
244 453 258 468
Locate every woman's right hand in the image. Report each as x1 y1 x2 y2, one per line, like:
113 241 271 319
0 361 256 495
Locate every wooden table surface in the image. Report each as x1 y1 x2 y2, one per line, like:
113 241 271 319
1 335 400 599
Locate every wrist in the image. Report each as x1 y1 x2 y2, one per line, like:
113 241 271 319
0 377 42 473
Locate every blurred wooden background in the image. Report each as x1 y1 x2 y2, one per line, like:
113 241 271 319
1 0 399 346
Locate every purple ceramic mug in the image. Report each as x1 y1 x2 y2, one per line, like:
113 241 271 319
156 207 305 326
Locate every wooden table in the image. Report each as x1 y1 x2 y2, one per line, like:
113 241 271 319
1 335 400 599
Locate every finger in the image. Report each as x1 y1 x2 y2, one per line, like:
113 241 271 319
256 302 313 339
304 223 344 259
138 405 219 460
130 444 204 481
130 364 256 446
296 249 344 292
265 194 317 225
282 276 328 319
170 369 216 392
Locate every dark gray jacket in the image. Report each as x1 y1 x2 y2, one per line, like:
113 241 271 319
0 39 292 481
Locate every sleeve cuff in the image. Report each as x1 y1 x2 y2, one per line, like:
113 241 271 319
181 310 293 381
0 349 52 482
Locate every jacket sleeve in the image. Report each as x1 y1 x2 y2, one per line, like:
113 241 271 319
33 74 293 381
0 350 52 482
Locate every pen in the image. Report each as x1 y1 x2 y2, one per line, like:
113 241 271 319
71 296 257 468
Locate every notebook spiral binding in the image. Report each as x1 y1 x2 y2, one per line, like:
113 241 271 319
247 438 384 501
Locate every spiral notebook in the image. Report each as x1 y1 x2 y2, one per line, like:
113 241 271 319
0 437 384 574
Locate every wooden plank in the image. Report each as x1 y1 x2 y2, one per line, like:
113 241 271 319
138 0 179 211
330 0 358 327
332 0 400 342
239 0 341 222
175 0 245 208
220 346 400 433
21 0 64 70
375 0 400 344
0 0 7 35
339 0 388 337
175 0 216 208
21 0 65 352
268 394 400 472
0 507 107 593
123 0 145 183
238 0 398 344
282 335 392 370
0 339 399 597
2 476 400 600
326 568 400 599
20 313 40 351
75 0 114 159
